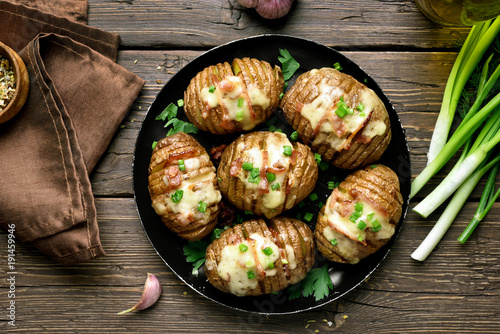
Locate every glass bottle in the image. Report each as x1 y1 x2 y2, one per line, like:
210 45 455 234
414 0 500 26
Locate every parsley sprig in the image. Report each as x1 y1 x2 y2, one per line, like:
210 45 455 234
278 49 300 90
155 101 199 137
287 264 334 301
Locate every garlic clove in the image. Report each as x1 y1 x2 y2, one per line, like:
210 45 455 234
117 273 162 315
236 0 294 19
237 0 259 7
256 0 294 19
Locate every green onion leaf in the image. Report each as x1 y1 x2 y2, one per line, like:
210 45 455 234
290 131 299 141
371 219 382 232
262 247 273 256
208 84 216 93
247 271 256 279
178 159 186 171
304 212 314 222
271 183 280 191
239 243 248 252
171 190 183 203
242 162 253 171
197 201 207 213
283 145 292 156
267 173 276 182
330 239 338 246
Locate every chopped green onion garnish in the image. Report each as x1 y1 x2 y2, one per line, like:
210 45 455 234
366 212 375 221
336 96 353 117
208 84 216 93
178 159 186 171
244 210 253 215
262 247 274 256
171 190 183 203
271 183 280 191
236 110 244 122
248 176 260 184
356 220 367 230
333 62 343 71
247 271 256 279
251 167 260 178
267 173 276 182
242 162 253 171
152 141 157 150
371 219 382 232
268 263 275 269
304 212 314 222
318 202 324 209
357 235 364 242
349 211 361 223
269 125 277 132
356 103 365 111
177 99 184 107
319 161 329 171
283 145 292 156
314 153 322 164
239 243 248 252
309 193 318 201
290 131 299 141
354 202 364 212
274 128 283 133
330 239 338 246
237 98 244 108
197 201 207 213
328 181 337 189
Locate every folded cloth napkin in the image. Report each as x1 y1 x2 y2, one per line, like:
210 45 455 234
0 1 145 265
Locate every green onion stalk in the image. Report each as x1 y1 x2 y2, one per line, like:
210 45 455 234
426 18 500 165
411 154 500 261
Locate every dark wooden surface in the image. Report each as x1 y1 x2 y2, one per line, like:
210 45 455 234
2 0 499 333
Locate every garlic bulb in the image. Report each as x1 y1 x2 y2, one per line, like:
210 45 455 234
117 273 162 314
237 0 294 19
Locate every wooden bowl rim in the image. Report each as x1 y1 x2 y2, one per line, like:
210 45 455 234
0 41 29 124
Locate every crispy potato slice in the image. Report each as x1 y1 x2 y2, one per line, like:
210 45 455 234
148 132 222 241
217 131 318 218
184 57 284 134
205 217 315 296
280 67 391 169
314 164 403 264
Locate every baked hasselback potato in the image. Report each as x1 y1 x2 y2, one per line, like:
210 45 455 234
148 132 222 241
280 67 391 169
315 164 403 264
217 131 318 219
205 217 315 296
184 57 284 134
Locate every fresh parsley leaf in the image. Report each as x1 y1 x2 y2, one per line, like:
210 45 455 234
191 258 205 276
156 103 178 121
278 49 300 82
183 240 209 263
286 265 334 301
165 118 199 136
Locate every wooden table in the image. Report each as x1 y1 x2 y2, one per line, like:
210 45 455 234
2 0 499 332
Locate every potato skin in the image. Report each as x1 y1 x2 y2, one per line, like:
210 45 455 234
148 132 222 241
184 57 284 134
314 164 403 264
205 217 315 296
217 131 318 218
280 67 391 169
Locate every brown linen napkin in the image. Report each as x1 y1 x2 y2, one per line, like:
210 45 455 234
0 1 145 265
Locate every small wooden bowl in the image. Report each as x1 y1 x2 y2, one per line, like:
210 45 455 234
0 41 29 124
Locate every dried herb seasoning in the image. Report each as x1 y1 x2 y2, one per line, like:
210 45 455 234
0 55 16 111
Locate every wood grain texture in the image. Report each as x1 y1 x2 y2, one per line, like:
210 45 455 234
2 1 499 333
87 0 471 50
1 199 499 333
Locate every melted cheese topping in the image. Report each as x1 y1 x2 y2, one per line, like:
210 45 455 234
322 226 361 264
237 132 292 209
199 75 270 130
324 195 394 243
216 233 280 296
299 70 384 151
156 158 221 225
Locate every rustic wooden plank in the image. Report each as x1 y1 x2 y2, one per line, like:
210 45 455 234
1 199 498 332
87 0 471 50
92 49 494 200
